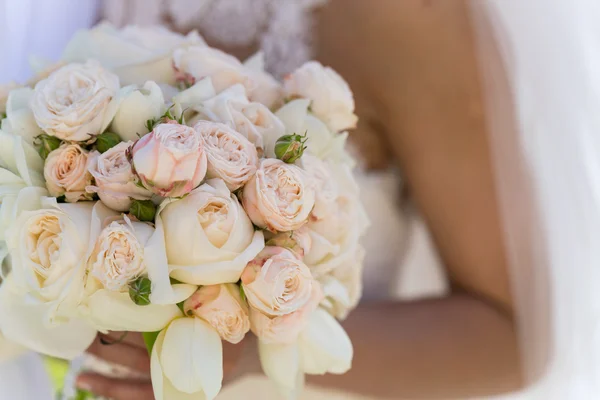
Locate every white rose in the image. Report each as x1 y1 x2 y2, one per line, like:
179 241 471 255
194 121 258 191
0 82 20 114
319 246 365 320
149 179 264 301
44 144 93 202
1 88 43 145
63 23 204 85
284 61 357 132
241 247 314 317
0 131 46 241
243 52 283 109
31 61 120 142
84 214 195 332
130 122 208 198
0 130 48 262
173 47 282 107
151 318 223 400
192 84 285 152
242 158 315 232
302 162 369 277
183 284 250 344
5 198 112 322
111 81 166 142
274 99 354 165
86 141 152 212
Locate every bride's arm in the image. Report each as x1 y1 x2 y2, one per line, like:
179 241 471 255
310 0 522 397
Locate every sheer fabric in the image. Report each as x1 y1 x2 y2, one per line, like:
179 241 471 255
473 1 600 398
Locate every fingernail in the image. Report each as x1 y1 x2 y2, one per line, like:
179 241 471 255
76 376 93 392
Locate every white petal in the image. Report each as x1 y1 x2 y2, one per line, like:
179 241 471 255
112 81 165 141
85 289 181 332
0 278 96 359
275 99 311 136
160 318 223 398
170 231 265 285
2 88 42 145
298 308 353 375
173 78 217 105
258 340 300 391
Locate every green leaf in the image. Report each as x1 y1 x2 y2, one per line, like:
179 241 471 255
176 301 185 314
142 331 161 355
34 134 62 160
239 284 247 303
73 388 95 400
128 276 152 306
129 199 157 222
95 131 122 153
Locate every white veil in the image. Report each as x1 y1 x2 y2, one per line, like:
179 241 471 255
472 0 600 398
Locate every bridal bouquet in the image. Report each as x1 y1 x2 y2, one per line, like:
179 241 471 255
0 24 368 399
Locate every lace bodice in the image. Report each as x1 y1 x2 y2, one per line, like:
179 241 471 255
102 0 326 78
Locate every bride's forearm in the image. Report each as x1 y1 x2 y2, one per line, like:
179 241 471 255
307 294 522 399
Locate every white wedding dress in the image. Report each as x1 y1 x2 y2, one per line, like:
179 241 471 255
1 0 599 399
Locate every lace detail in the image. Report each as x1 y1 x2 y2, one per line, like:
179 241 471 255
102 0 327 78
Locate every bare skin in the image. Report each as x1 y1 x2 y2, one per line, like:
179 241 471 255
81 1 523 398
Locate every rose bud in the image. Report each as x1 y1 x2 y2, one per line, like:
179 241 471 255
183 284 250 344
129 122 207 198
274 133 307 163
241 247 314 317
242 158 315 232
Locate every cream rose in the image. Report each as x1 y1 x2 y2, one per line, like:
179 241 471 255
30 61 120 142
284 61 358 132
193 84 285 152
63 23 204 85
194 121 258 191
183 284 250 344
84 213 194 333
151 179 264 295
5 198 108 320
44 144 93 202
242 158 315 232
173 47 282 107
87 141 152 212
241 247 314 317
264 227 312 259
1 87 43 145
274 99 354 165
130 122 207 198
249 280 322 344
303 163 369 278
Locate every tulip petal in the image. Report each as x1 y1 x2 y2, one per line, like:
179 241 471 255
160 318 223 398
258 340 300 392
170 230 265 285
298 308 353 375
86 289 182 332
0 277 96 359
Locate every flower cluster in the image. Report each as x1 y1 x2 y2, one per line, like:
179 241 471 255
0 24 367 400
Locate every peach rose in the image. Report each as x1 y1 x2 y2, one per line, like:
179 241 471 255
183 284 250 344
242 159 315 232
241 247 314 317
194 121 258 191
44 144 93 202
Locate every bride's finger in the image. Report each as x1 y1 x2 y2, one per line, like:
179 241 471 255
76 374 154 400
87 336 151 374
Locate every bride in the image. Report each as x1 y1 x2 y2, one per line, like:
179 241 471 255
0 0 596 399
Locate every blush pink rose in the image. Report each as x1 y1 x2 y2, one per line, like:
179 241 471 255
129 121 207 198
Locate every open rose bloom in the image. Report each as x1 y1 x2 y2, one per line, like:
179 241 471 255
0 23 367 400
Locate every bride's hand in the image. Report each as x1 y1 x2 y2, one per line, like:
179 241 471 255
76 331 248 400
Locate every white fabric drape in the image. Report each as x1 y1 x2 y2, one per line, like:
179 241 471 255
473 1 600 398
